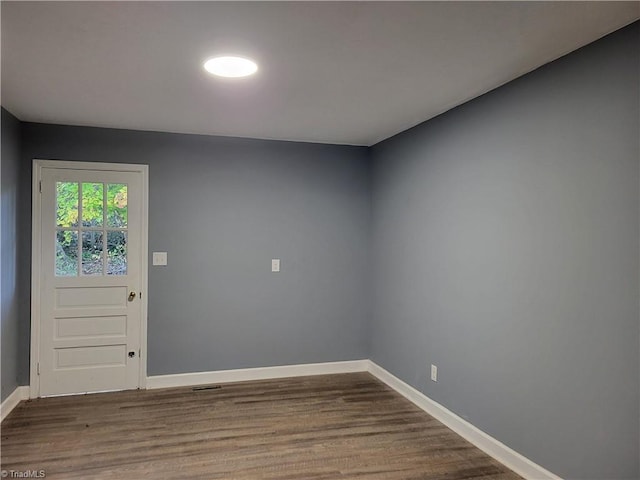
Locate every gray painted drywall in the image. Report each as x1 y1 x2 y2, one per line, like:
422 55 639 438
18 126 371 379
1 107 22 402
370 22 639 479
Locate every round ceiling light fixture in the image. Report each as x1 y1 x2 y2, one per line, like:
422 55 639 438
203 56 258 78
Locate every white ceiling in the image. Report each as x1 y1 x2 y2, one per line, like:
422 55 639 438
2 2 638 146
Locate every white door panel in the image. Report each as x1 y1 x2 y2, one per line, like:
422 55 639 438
55 315 127 338
34 163 147 397
55 286 128 308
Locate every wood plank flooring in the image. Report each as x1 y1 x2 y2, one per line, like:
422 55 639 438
1 372 521 479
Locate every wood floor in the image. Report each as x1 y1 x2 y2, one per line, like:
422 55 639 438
1 372 521 479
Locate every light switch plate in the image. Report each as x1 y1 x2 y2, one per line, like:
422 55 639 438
153 252 168 266
271 259 280 272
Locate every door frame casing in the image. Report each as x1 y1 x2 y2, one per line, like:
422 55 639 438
30 159 149 398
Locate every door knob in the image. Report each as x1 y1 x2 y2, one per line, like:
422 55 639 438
128 291 136 302
128 351 136 358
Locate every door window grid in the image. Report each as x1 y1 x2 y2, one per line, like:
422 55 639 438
56 182 128 276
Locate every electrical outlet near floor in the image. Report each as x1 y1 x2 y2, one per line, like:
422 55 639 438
430 364 438 382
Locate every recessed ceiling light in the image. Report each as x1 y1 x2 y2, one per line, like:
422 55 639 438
203 56 258 78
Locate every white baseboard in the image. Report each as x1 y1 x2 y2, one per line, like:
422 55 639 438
146 359 369 389
4 360 561 480
366 360 562 480
1 386 30 422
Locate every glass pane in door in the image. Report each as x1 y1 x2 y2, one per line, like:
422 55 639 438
107 184 127 228
82 231 103 275
107 231 127 275
56 182 79 228
82 183 104 227
56 230 78 276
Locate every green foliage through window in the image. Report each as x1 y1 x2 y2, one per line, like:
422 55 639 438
56 182 128 276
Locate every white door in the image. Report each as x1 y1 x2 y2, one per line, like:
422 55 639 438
33 161 148 397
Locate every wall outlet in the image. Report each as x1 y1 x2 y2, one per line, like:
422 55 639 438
430 364 438 382
271 259 280 272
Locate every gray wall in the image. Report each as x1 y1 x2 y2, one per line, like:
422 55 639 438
18 125 371 378
370 23 639 480
1 108 22 401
